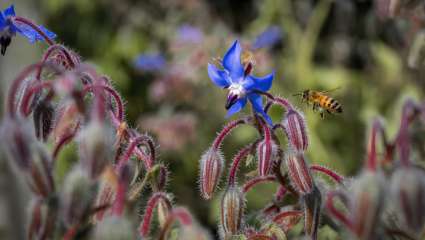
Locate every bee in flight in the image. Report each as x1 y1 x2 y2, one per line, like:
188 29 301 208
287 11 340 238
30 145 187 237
293 88 343 118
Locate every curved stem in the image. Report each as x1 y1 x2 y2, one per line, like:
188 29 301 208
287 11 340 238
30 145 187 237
310 165 344 183
158 207 193 240
20 81 53 116
139 192 173 238
272 210 303 223
117 135 155 171
366 119 385 171
13 17 55 46
37 44 76 81
52 122 80 163
212 118 247 151
326 191 354 231
242 175 277 193
82 84 124 122
228 142 258 186
255 90 294 110
7 62 61 118
397 100 420 167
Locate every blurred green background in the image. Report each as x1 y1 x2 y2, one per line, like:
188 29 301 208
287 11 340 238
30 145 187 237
0 0 424 238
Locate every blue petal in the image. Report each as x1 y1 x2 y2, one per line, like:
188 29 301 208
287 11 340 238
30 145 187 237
0 12 5 28
244 72 274 92
222 40 244 79
248 93 273 126
252 26 283 50
134 53 166 71
4 5 16 17
14 23 56 43
208 63 230 88
226 97 247 118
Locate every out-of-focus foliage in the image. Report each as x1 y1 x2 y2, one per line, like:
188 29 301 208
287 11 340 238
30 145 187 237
2 0 424 238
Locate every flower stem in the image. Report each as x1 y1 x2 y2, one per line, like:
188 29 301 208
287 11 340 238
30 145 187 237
228 142 258 187
310 165 344 183
212 118 247 151
139 192 172 238
242 175 277 193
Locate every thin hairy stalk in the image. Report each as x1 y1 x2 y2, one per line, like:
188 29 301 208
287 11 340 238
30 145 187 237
228 142 258 187
243 175 277 193
116 135 155 171
310 165 344 183
212 118 248 151
7 62 61 118
139 192 173 238
158 207 193 240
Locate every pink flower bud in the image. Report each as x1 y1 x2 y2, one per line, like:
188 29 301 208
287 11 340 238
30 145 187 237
257 137 278 176
61 167 95 227
28 198 56 240
283 109 308 152
327 171 385 239
303 186 322 240
284 151 314 195
220 186 245 238
199 147 224 200
78 122 114 179
391 167 425 237
92 216 135 240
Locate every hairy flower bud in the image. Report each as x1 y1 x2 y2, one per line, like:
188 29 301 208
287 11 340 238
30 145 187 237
78 122 114 179
61 167 95 227
92 216 135 240
199 147 224 200
257 138 278 176
283 109 308 152
303 186 322 240
1 117 33 169
391 167 425 237
220 186 245 238
28 198 56 240
284 151 314 195
33 99 55 142
27 144 55 197
327 171 385 240
53 102 80 142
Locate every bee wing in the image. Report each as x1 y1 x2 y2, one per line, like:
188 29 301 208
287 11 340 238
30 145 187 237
320 87 341 94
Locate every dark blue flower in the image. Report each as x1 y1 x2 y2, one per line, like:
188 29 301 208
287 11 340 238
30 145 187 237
0 5 56 55
134 53 166 72
208 40 274 125
252 26 283 50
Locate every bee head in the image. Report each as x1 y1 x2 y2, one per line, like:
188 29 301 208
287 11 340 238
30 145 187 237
302 90 310 100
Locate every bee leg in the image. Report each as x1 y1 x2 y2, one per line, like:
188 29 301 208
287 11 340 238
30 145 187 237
312 103 318 112
320 110 325 119
327 110 332 114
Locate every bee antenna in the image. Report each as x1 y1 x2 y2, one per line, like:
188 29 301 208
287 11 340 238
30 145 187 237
292 93 302 97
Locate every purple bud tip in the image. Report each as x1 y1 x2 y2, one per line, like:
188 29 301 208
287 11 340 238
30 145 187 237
220 186 245 238
283 109 308 152
199 147 224 200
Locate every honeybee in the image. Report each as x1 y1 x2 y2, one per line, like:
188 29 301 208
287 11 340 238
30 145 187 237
294 88 343 118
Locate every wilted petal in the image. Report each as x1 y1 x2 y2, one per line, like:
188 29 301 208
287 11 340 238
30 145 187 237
208 63 230 88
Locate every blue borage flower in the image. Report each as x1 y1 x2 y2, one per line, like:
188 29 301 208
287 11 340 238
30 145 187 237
208 40 274 125
134 53 166 72
0 5 56 55
252 26 283 50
